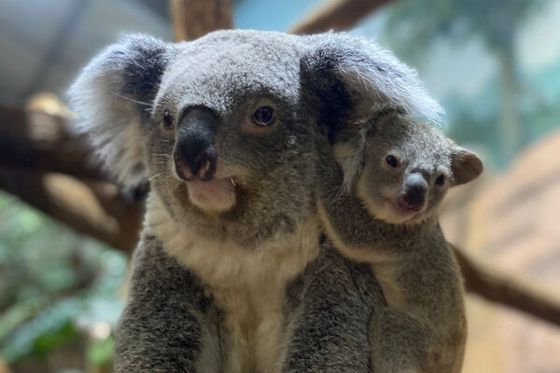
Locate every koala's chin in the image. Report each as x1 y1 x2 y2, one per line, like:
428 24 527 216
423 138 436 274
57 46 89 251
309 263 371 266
358 185 434 226
171 159 240 214
186 178 236 213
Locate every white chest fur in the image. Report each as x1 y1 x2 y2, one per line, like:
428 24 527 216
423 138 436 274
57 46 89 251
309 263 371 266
146 196 320 373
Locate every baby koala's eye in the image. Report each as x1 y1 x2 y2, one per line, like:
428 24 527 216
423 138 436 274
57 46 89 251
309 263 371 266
435 174 446 186
251 106 275 127
385 155 400 168
162 110 174 131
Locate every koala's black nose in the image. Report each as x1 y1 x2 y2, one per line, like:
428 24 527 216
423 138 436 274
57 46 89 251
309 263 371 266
400 173 428 211
173 109 218 181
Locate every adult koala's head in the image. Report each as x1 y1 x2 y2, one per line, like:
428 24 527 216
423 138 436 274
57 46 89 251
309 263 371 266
69 30 441 247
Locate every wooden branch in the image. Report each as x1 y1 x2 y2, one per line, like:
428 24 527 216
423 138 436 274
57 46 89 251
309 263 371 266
0 104 141 252
0 168 141 252
290 0 392 35
170 0 233 41
0 106 103 180
453 244 560 326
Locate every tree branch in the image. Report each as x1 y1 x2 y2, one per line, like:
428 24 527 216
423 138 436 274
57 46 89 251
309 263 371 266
0 167 141 252
0 106 103 180
0 103 140 252
453 245 560 326
290 0 393 35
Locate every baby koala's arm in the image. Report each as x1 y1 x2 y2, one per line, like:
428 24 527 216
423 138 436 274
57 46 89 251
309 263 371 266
316 144 389 257
369 238 467 373
371 306 464 373
115 233 221 373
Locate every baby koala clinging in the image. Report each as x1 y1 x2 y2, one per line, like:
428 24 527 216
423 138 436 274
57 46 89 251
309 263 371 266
317 111 483 373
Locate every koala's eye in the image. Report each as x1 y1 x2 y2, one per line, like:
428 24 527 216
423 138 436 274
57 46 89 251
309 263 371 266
435 174 446 186
162 110 174 131
385 155 399 168
251 106 274 127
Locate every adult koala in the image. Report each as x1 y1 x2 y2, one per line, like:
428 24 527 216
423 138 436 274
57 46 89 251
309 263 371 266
69 30 442 372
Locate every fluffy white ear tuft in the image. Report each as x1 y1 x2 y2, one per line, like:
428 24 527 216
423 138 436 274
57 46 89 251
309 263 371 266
68 34 172 187
332 129 367 193
302 32 444 128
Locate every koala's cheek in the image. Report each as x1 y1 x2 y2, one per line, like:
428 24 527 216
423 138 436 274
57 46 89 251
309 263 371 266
358 181 405 225
366 197 395 223
186 179 236 213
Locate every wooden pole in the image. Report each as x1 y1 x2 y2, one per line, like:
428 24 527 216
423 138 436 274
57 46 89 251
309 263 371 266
170 0 233 41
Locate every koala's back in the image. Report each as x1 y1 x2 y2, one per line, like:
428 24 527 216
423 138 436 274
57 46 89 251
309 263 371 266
316 119 468 372
389 228 467 360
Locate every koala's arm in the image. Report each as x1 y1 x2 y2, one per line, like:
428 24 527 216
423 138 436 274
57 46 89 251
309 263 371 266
282 242 383 373
115 233 220 373
370 305 465 373
371 307 435 373
370 233 467 373
316 147 387 253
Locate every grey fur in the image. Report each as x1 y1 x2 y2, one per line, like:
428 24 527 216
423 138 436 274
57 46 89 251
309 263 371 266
281 240 385 373
68 29 445 371
115 232 223 372
68 34 175 187
301 33 443 125
317 113 483 372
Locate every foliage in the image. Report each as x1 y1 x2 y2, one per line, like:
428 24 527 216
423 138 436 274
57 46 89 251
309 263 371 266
383 0 546 59
0 192 126 371
381 0 556 167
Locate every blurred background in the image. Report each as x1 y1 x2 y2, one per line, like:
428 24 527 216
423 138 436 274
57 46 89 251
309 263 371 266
0 0 559 372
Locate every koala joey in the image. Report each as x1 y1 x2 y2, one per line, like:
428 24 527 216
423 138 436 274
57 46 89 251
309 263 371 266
317 111 483 373
69 29 444 372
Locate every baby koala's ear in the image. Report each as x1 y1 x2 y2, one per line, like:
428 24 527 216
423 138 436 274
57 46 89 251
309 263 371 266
68 34 175 187
451 148 483 186
301 32 443 141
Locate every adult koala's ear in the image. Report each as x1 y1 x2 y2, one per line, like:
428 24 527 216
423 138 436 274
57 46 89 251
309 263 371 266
301 33 444 192
301 33 443 139
451 148 483 186
68 34 174 187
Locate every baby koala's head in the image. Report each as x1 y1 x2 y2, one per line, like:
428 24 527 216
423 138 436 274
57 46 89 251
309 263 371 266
352 114 482 225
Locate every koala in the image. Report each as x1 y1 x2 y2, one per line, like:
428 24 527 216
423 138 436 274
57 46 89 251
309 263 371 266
68 30 443 372
317 111 483 373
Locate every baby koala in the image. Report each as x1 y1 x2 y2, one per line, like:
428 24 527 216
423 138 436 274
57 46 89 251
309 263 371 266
317 112 483 373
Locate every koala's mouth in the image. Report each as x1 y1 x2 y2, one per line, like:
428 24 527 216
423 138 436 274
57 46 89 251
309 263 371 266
383 197 427 224
186 177 237 213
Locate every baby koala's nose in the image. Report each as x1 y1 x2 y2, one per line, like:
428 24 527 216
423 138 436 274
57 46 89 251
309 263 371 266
400 173 428 211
